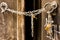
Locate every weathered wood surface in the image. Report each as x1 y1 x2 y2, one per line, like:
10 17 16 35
17 0 25 40
0 0 17 40
0 0 25 40
41 0 60 40
56 0 60 40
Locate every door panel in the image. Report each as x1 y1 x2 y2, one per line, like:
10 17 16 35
0 0 17 40
0 0 25 40
41 0 60 40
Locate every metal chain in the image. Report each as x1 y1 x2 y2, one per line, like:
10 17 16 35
0 1 57 38
0 1 57 16
0 1 58 39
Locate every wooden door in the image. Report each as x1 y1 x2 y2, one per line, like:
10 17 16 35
41 0 60 40
0 0 25 40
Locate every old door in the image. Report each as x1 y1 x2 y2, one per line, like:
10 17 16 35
41 0 60 40
0 0 25 40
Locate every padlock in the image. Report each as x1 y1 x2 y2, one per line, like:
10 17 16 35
45 24 52 34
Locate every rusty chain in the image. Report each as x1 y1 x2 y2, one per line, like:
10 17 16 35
0 1 57 16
